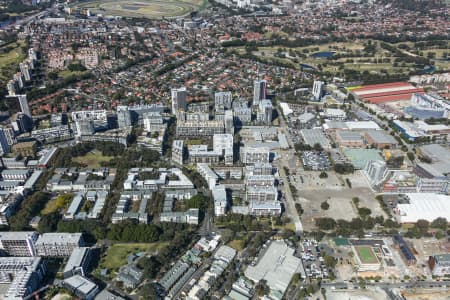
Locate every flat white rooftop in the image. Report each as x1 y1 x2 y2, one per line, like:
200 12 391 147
396 193 450 223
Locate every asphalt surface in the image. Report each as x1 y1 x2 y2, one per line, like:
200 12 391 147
276 108 304 232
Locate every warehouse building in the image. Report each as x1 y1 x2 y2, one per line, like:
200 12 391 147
300 129 331 149
415 144 450 178
364 130 397 149
393 235 417 265
393 193 450 223
429 254 450 277
245 240 303 297
352 82 424 104
342 148 383 170
335 130 364 148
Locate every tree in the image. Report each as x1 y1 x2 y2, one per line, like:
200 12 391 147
9 192 52 230
221 229 235 244
416 219 430 231
282 229 295 239
185 194 210 212
292 273 302 284
407 152 415 161
313 143 323 151
315 218 336 230
334 163 354 174
346 178 352 188
319 171 328 178
140 283 158 299
48 72 58 80
431 217 448 231
255 280 270 296
324 255 338 268
321 201 330 210
295 203 304 216
68 63 87 72
435 230 445 240
358 207 372 219
384 218 400 228
38 212 61 233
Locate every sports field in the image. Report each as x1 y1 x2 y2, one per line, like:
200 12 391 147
355 246 379 264
77 0 207 18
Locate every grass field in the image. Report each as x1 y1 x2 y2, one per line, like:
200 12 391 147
41 194 73 215
41 198 61 215
100 243 167 271
231 39 445 75
72 150 113 168
58 69 91 80
228 239 244 251
0 40 25 83
355 246 379 264
76 0 207 18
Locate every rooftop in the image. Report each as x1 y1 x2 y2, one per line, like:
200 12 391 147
0 231 37 241
64 275 98 296
245 240 302 295
365 130 397 144
396 193 450 223
63 247 90 274
343 148 383 169
300 129 331 149
336 130 362 141
36 233 83 245
434 254 450 263
214 245 237 263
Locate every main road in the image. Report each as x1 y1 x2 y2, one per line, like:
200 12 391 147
321 280 450 289
276 108 303 233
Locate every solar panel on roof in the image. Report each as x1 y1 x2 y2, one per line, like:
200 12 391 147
400 244 416 261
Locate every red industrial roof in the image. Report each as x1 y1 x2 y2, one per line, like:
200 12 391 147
362 88 424 99
366 91 424 103
352 82 414 92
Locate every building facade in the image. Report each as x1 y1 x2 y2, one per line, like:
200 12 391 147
35 233 84 257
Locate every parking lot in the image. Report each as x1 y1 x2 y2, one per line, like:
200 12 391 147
302 151 330 171
298 238 331 281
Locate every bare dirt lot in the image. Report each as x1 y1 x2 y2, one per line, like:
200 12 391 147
294 171 387 230
401 289 450 300
326 287 389 300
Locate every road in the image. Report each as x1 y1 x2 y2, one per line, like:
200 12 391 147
321 280 450 289
276 108 303 233
7 10 47 28
199 212 215 236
